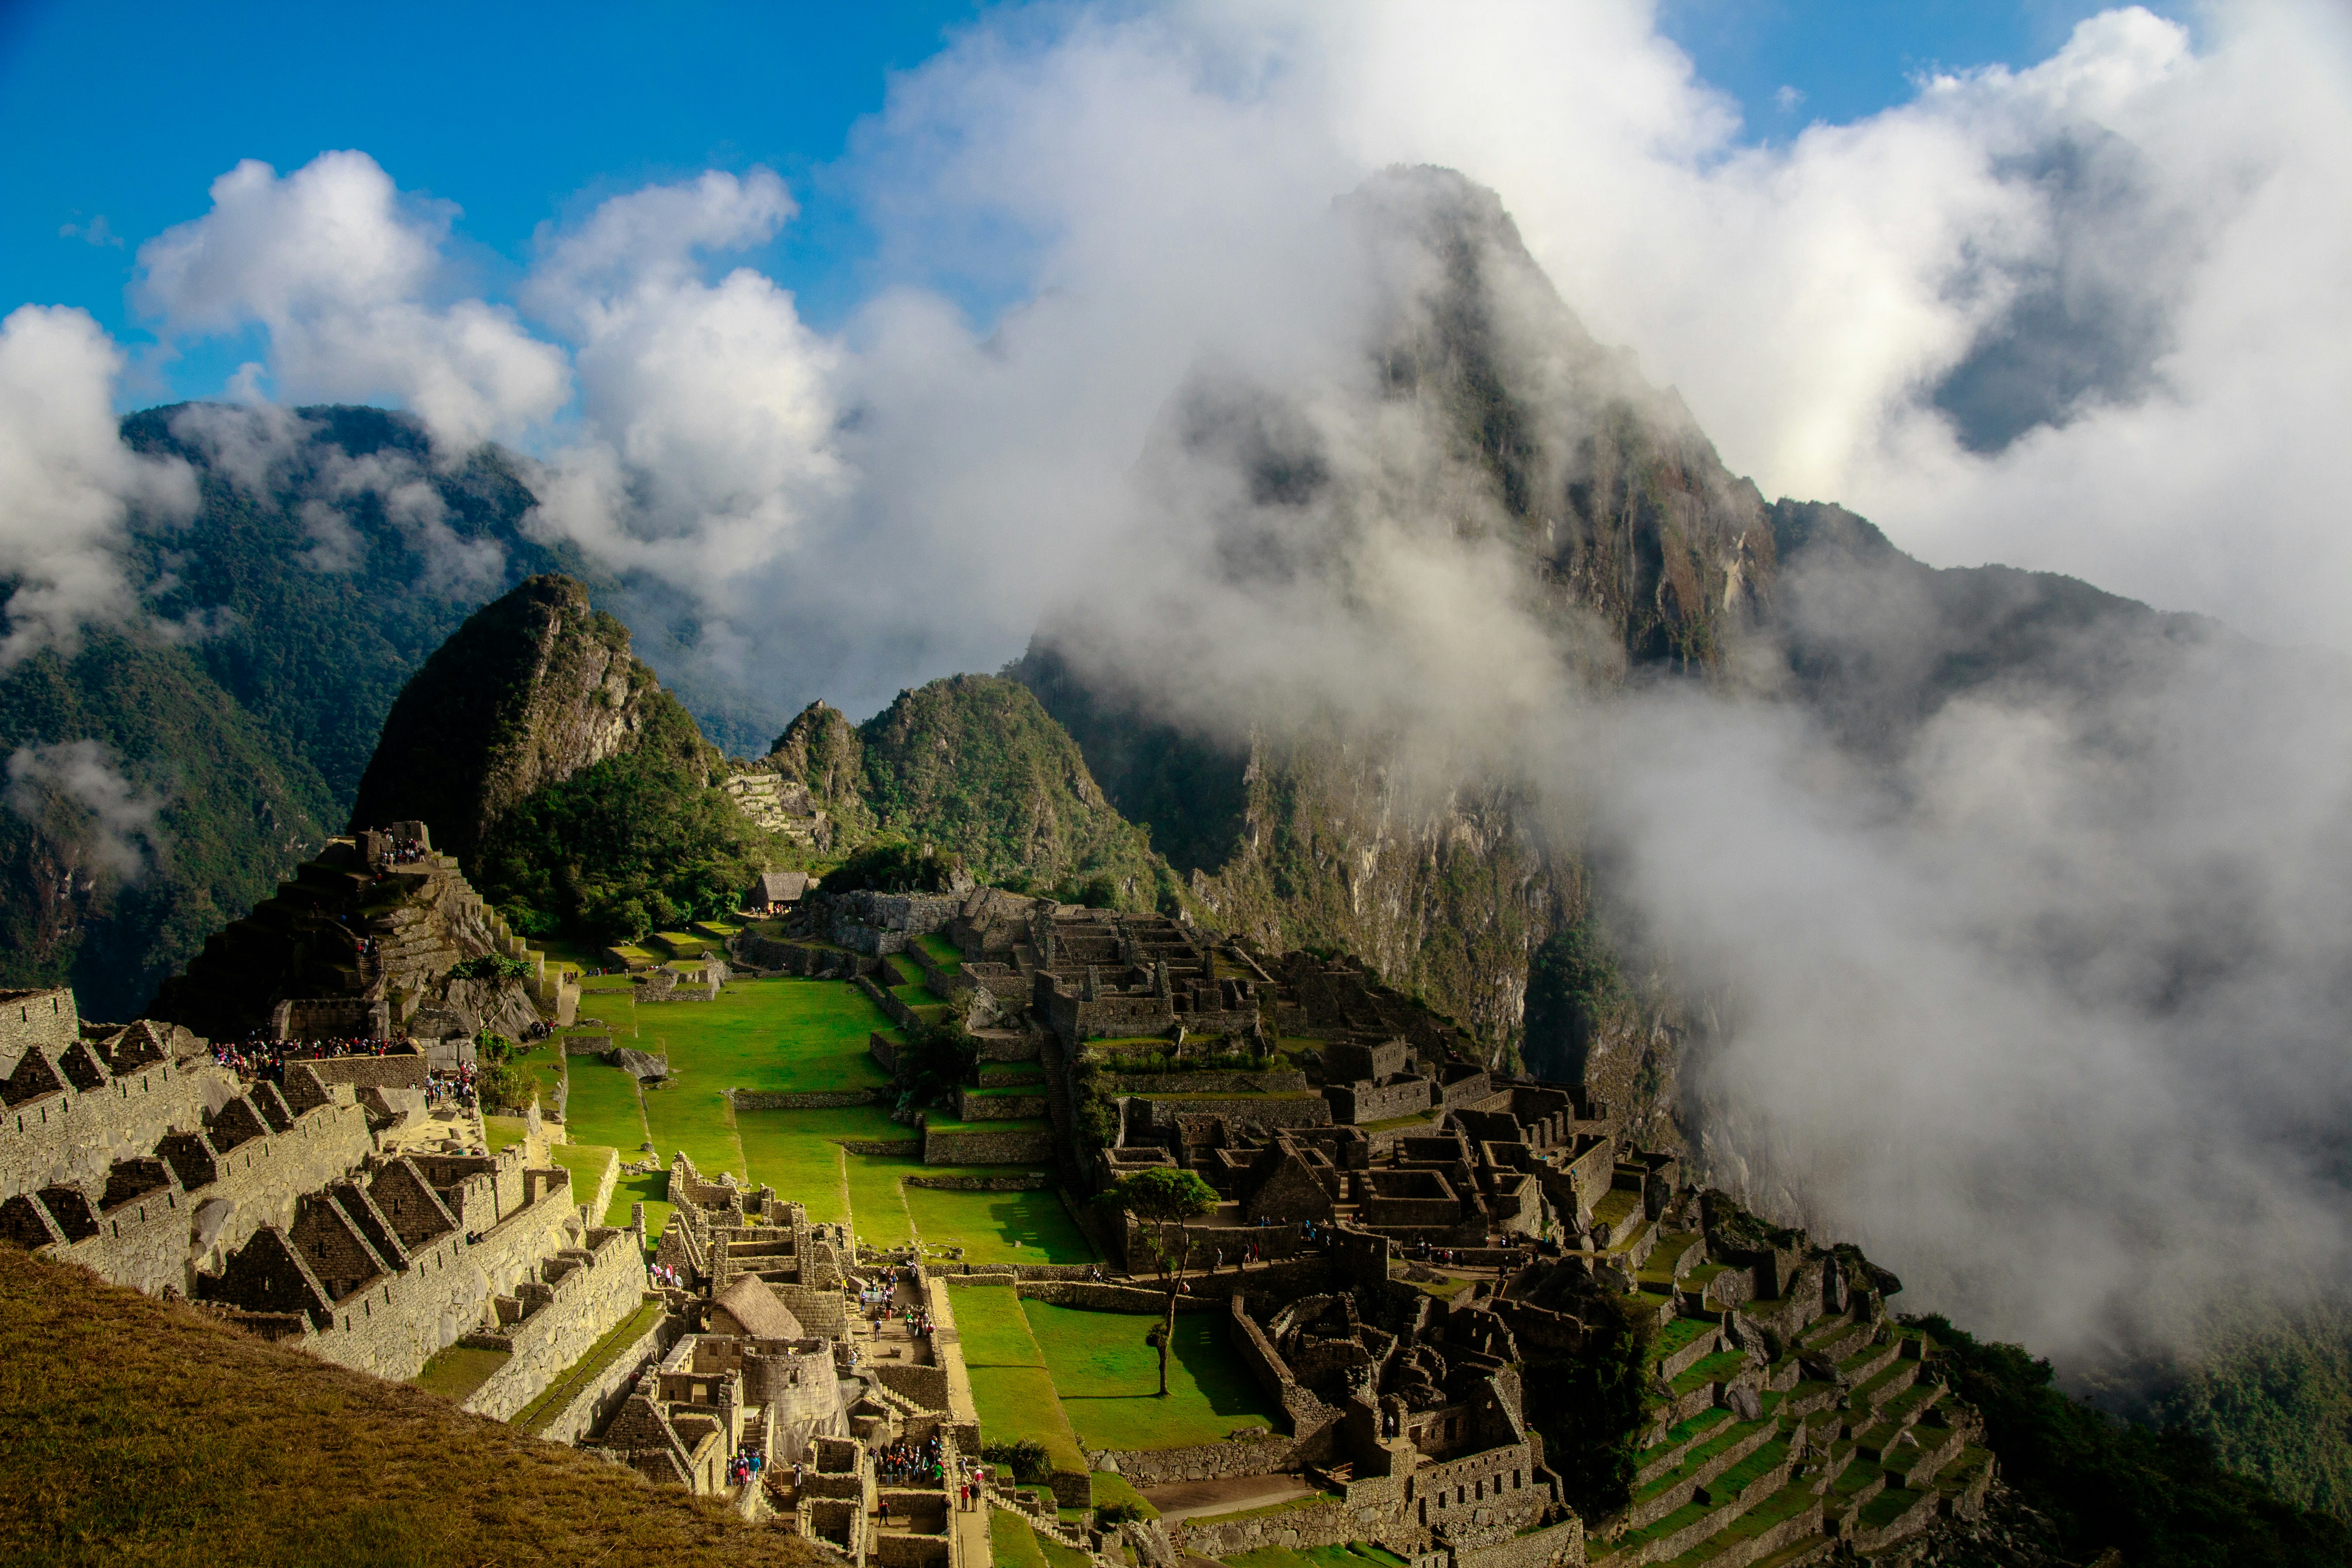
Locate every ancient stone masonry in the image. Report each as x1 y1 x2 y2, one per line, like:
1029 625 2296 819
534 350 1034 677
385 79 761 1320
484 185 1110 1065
4 979 656 1436
148 825 561 1050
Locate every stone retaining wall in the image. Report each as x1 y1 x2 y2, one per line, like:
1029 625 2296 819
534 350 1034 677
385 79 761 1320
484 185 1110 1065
1456 1517 1586 1568
922 1127 1055 1165
301 1054 430 1090
464 1230 655 1421
735 933 869 979
1133 1096 1333 1132
730 1088 890 1110
1112 1435 1299 1490
954 1087 1051 1121
524 1298 682 1446
1092 1070 1312 1096
905 1172 1049 1192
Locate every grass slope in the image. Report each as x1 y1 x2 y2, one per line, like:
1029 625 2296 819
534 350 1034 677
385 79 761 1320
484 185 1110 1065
0 1245 813 1568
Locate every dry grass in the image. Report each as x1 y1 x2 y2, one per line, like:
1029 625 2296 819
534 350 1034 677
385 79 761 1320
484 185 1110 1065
0 1244 818 1568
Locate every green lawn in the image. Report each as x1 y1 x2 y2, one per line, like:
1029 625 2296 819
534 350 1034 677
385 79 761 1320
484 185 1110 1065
547 1143 616 1211
608 1168 669 1234
915 934 964 974
625 977 895 1095
484 1115 529 1151
952 1283 1047 1368
736 1112 852 1225
562 1059 650 1157
990 1511 1051 1568
412 1344 508 1402
906 1187 1094 1263
845 1150 918 1247
958 1286 1091 1476
1024 1300 1283 1451
639 1082 742 1181
884 954 926 988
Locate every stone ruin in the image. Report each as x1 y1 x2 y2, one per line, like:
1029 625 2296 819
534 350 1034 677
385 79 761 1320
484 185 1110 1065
0 982 649 1422
147 822 573 1057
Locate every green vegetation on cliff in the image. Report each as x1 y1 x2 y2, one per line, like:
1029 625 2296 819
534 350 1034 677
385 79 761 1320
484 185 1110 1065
0 634 329 1019
764 675 1170 910
0 405 594 1016
1911 1313 2350 1565
351 576 777 946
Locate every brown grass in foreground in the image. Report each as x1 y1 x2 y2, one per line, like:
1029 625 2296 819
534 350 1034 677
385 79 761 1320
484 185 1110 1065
0 1244 818 1568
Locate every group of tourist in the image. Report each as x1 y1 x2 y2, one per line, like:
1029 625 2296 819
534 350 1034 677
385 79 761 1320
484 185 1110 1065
728 1452 765 1489
856 1280 897 1317
212 1033 407 1077
652 1261 687 1289
375 834 430 868
423 1064 477 1110
877 1435 943 1485
1203 1238 1275 1273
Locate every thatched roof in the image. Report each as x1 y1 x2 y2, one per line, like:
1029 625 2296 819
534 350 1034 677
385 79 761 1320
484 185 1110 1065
711 1275 803 1340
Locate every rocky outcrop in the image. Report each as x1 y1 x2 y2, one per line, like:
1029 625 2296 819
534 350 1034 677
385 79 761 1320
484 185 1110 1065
348 574 686 860
1014 168 1777 1074
147 833 542 1044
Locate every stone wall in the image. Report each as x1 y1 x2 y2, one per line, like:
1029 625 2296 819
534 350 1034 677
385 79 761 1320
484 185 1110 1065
1227 1294 1342 1445
1176 1496 1368 1561
736 933 869 979
874 1360 951 1412
1325 1078 1435 1126
905 1172 1048 1192
464 1230 655 1421
730 1088 889 1110
1 1048 216 1204
953 1087 1050 1121
0 987 77 1060
303 1054 430 1090
30 1075 378 1296
1133 1097 1333 1134
1456 1517 1585 1568
530 1305 682 1446
922 1127 1055 1165
1095 1070 1311 1096
1103 1434 1298 1489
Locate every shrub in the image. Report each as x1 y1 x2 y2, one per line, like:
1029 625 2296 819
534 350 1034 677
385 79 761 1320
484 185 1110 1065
982 1439 1049 1483
450 953 529 982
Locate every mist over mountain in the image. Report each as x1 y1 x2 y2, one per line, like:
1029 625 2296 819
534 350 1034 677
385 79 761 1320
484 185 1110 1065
4 142 2350 1517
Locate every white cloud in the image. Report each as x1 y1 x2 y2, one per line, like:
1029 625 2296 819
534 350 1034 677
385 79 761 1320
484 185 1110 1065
521 170 843 624
0 306 196 663
5 739 166 881
134 152 571 450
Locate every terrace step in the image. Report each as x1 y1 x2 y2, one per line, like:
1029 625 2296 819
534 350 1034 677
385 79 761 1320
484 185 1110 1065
1636 1408 1736 1487
1630 1417 1779 1529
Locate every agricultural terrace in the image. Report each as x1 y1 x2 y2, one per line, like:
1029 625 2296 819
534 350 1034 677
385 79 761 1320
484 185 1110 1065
538 972 1094 1263
952 1282 1285 1478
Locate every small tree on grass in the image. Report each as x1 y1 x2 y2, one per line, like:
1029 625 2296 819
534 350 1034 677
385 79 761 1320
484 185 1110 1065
1098 1167 1218 1397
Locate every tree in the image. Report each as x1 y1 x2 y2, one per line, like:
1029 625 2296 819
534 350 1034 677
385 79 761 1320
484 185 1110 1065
1098 1167 1219 1397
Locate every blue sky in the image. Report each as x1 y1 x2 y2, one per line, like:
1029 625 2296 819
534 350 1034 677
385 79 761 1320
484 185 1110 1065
0 0 2174 409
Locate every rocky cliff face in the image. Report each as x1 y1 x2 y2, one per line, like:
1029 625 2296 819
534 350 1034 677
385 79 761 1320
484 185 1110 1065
348 574 680 859
1018 168 1772 1085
